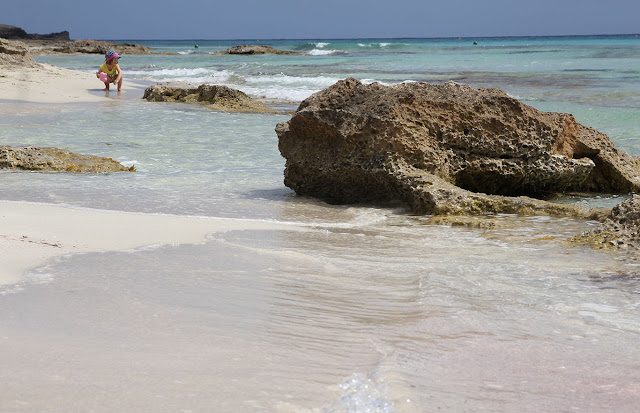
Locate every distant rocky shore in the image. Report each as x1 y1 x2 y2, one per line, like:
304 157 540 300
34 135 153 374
24 39 151 55
2 24 303 56
0 24 69 41
1 24 150 55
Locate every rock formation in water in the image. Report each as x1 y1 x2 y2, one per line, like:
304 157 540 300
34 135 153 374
0 38 39 67
0 146 135 173
572 195 640 249
213 45 302 55
276 78 640 217
143 84 275 113
0 24 69 41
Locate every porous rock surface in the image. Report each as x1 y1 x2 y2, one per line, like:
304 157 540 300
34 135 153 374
143 84 274 113
0 38 39 67
0 146 134 173
276 78 640 217
572 195 640 249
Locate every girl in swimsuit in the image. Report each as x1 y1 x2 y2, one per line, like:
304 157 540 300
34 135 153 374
97 49 123 91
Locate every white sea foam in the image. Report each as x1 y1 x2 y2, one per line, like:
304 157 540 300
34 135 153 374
307 49 341 56
228 73 342 100
132 68 234 85
127 67 211 78
245 73 340 87
235 85 317 102
325 373 394 413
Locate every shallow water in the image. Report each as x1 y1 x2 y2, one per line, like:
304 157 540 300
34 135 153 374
1 35 640 411
2 217 639 411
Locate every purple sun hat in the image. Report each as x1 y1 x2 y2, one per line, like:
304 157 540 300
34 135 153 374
105 49 121 62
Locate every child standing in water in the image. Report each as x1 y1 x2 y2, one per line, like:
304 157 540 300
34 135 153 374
97 50 123 91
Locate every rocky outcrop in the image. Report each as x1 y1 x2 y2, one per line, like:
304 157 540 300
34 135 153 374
25 39 150 55
276 78 640 217
0 38 39 67
571 195 640 249
0 146 134 173
213 45 302 55
1 25 150 55
143 84 275 113
0 24 69 41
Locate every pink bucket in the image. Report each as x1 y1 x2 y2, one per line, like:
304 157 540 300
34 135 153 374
98 72 108 83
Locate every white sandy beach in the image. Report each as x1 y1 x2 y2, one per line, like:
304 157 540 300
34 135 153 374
0 63 108 103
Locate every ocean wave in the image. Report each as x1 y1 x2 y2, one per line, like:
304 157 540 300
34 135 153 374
357 42 407 50
292 42 325 52
358 42 389 48
130 68 235 85
127 67 211 77
307 49 343 56
235 84 319 102
177 50 204 55
246 73 342 90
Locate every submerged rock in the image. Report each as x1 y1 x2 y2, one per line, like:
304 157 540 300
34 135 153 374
571 195 640 249
0 38 39 67
143 84 275 113
0 146 134 173
276 78 640 217
213 45 302 55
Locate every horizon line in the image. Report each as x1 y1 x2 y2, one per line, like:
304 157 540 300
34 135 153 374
90 33 640 42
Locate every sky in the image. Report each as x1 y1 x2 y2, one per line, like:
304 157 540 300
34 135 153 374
4 0 639 40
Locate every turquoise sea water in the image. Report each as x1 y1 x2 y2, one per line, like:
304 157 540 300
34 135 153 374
1 36 640 411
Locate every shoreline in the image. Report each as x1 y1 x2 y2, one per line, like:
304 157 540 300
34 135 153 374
0 200 298 288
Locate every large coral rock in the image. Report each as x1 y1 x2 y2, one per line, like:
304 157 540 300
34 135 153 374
0 146 134 173
276 78 640 216
143 84 275 113
0 38 39 67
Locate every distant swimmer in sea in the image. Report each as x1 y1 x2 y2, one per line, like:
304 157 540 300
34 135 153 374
97 49 123 92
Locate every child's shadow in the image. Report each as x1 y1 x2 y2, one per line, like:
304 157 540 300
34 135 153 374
103 90 123 98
